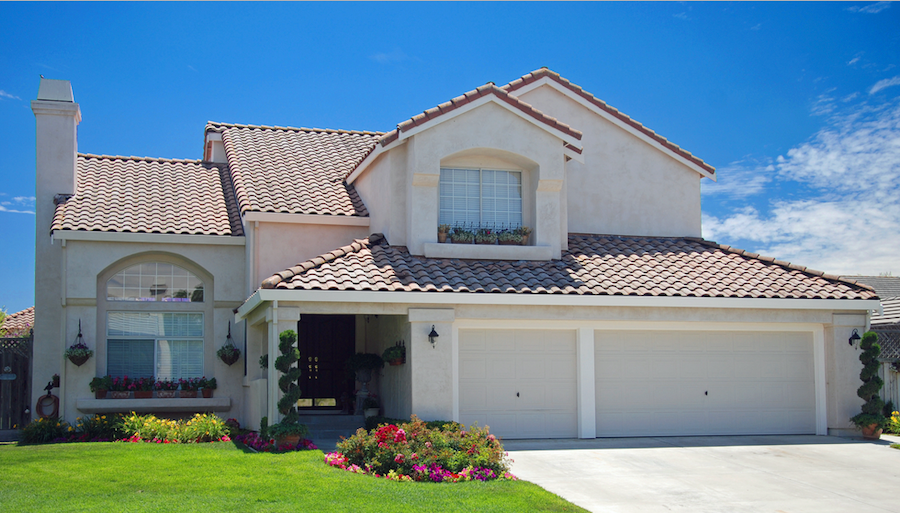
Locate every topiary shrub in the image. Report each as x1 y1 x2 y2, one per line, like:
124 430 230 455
275 330 302 424
851 331 889 430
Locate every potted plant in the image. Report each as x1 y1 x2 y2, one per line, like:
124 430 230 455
217 342 241 366
382 342 406 366
346 352 384 385
199 376 217 398
362 395 380 418
515 226 532 245
271 330 307 447
129 377 154 399
179 377 201 398
64 323 93 366
475 228 498 245
108 376 132 399
155 379 179 398
498 230 523 246
217 322 241 366
89 375 112 399
851 331 889 439
437 224 451 243
449 226 474 244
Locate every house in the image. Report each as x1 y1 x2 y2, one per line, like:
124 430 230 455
32 69 881 439
843 276 900 408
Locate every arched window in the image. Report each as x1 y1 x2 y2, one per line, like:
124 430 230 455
107 262 204 302
103 260 208 380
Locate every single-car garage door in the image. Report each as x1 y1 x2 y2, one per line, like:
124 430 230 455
595 330 816 437
459 329 577 439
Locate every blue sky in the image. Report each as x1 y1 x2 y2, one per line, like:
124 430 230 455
1 2 898 313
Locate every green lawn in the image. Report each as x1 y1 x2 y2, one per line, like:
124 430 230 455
0 442 586 512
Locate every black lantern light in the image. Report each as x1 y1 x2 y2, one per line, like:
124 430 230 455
849 328 861 348
428 325 439 348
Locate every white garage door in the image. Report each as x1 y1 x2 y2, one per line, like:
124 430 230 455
459 329 577 439
596 330 816 437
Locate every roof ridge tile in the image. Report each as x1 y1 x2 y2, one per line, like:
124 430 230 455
206 121 384 137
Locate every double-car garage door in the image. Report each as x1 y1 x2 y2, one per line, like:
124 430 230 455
459 329 815 439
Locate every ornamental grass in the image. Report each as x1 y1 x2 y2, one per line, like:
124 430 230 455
328 415 514 482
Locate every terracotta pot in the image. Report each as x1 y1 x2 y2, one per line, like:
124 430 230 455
521 234 529 245
861 423 883 440
438 232 448 243
156 390 177 399
109 390 129 399
201 388 213 398
180 390 198 398
276 434 301 447
95 389 107 399
68 354 89 366
134 391 153 399
388 358 405 366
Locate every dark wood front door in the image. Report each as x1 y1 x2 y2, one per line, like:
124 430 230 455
296 315 355 409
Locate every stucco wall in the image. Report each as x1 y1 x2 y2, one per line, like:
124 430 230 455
39 239 246 423
517 84 703 237
251 222 369 290
361 314 411 419
354 148 409 247
382 101 567 257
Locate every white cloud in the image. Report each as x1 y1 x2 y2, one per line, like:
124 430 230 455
370 49 408 64
673 12 690 21
0 195 35 215
0 90 21 101
700 159 774 198
848 57 861 66
702 99 900 275
842 92 860 102
869 76 900 95
846 2 892 13
750 23 762 31
810 88 837 116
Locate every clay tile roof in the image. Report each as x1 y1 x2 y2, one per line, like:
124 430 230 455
2 306 34 332
503 68 716 175
262 234 876 301
52 154 243 236
207 122 381 216
383 83 582 147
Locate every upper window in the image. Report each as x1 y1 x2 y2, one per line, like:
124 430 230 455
439 168 523 228
107 312 203 379
107 262 204 302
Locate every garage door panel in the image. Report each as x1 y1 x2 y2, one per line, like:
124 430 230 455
459 358 486 380
459 329 577 439
596 330 815 437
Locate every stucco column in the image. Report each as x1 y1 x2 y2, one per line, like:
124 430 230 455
265 302 300 424
576 327 596 439
408 308 455 421
828 314 868 436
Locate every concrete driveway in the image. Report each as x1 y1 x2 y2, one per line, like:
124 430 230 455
505 434 900 513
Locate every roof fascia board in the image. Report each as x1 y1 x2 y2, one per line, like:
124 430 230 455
563 145 584 164
242 211 370 226
397 95 583 148
52 230 245 246
346 138 407 185
455 318 825 332
514 77 717 181
235 290 263 322
245 288 881 313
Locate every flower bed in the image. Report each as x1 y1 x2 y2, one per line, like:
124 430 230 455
233 431 317 453
325 415 515 482
20 412 234 445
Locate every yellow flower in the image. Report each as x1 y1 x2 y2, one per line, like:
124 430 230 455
68 426 74 432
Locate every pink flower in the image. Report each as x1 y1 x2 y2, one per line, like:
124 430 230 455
394 453 405 463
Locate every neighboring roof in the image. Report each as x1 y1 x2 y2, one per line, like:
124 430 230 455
262 234 876 301
840 276 900 299
377 83 583 148
207 122 379 216
2 306 34 332
53 154 243 237
502 68 716 176
872 297 900 327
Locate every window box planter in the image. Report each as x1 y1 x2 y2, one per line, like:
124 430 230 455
109 391 129 399
201 388 214 398
180 390 198 398
156 390 176 399
134 391 153 399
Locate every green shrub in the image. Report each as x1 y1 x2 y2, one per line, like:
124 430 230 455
851 331 888 429
21 417 70 444
75 414 125 441
335 415 511 481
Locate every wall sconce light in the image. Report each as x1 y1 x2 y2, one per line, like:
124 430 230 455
428 325 439 348
849 328 861 348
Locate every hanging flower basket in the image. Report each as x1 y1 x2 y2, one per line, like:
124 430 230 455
64 320 93 366
217 321 242 366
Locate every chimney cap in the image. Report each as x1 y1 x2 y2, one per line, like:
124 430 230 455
37 78 74 102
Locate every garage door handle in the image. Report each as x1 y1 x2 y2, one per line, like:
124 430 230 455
705 391 708 395
516 392 519 397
